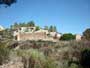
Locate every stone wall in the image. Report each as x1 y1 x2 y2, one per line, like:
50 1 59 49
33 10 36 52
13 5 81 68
76 34 81 41
17 32 48 41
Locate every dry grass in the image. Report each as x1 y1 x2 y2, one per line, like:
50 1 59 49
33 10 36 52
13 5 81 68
0 40 90 68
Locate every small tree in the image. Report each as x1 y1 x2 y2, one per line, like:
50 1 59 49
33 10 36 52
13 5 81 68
35 26 40 31
13 22 19 29
44 26 48 30
27 21 35 27
83 28 90 41
49 25 57 32
49 25 53 32
53 26 57 32
19 23 26 27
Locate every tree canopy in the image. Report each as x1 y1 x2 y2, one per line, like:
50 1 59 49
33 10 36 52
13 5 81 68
35 26 40 31
0 0 16 6
27 21 35 27
11 21 36 29
49 25 57 32
80 49 90 68
83 28 90 41
10 22 58 32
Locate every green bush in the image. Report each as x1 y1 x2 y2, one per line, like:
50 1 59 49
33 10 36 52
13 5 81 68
69 63 78 68
83 28 90 41
60 33 75 41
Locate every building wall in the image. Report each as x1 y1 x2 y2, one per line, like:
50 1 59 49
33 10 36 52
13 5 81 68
17 32 48 41
13 27 60 41
76 34 81 41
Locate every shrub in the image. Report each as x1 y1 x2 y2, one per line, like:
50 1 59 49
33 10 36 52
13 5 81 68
69 63 78 68
60 33 75 41
80 49 90 68
0 43 10 65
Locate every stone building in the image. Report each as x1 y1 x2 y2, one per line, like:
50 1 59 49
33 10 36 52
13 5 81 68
13 27 61 41
76 34 82 41
16 32 47 41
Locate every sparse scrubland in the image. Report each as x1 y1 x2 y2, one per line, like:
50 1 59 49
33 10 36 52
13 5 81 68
0 28 90 68
0 0 89 68
0 39 90 68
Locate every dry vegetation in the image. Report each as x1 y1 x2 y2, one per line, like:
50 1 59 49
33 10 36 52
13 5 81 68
0 40 90 68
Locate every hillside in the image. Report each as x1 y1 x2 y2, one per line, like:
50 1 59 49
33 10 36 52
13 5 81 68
0 25 90 68
0 39 90 68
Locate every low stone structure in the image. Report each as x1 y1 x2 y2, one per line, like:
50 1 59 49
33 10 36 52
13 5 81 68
76 34 82 41
17 32 48 41
13 27 61 41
